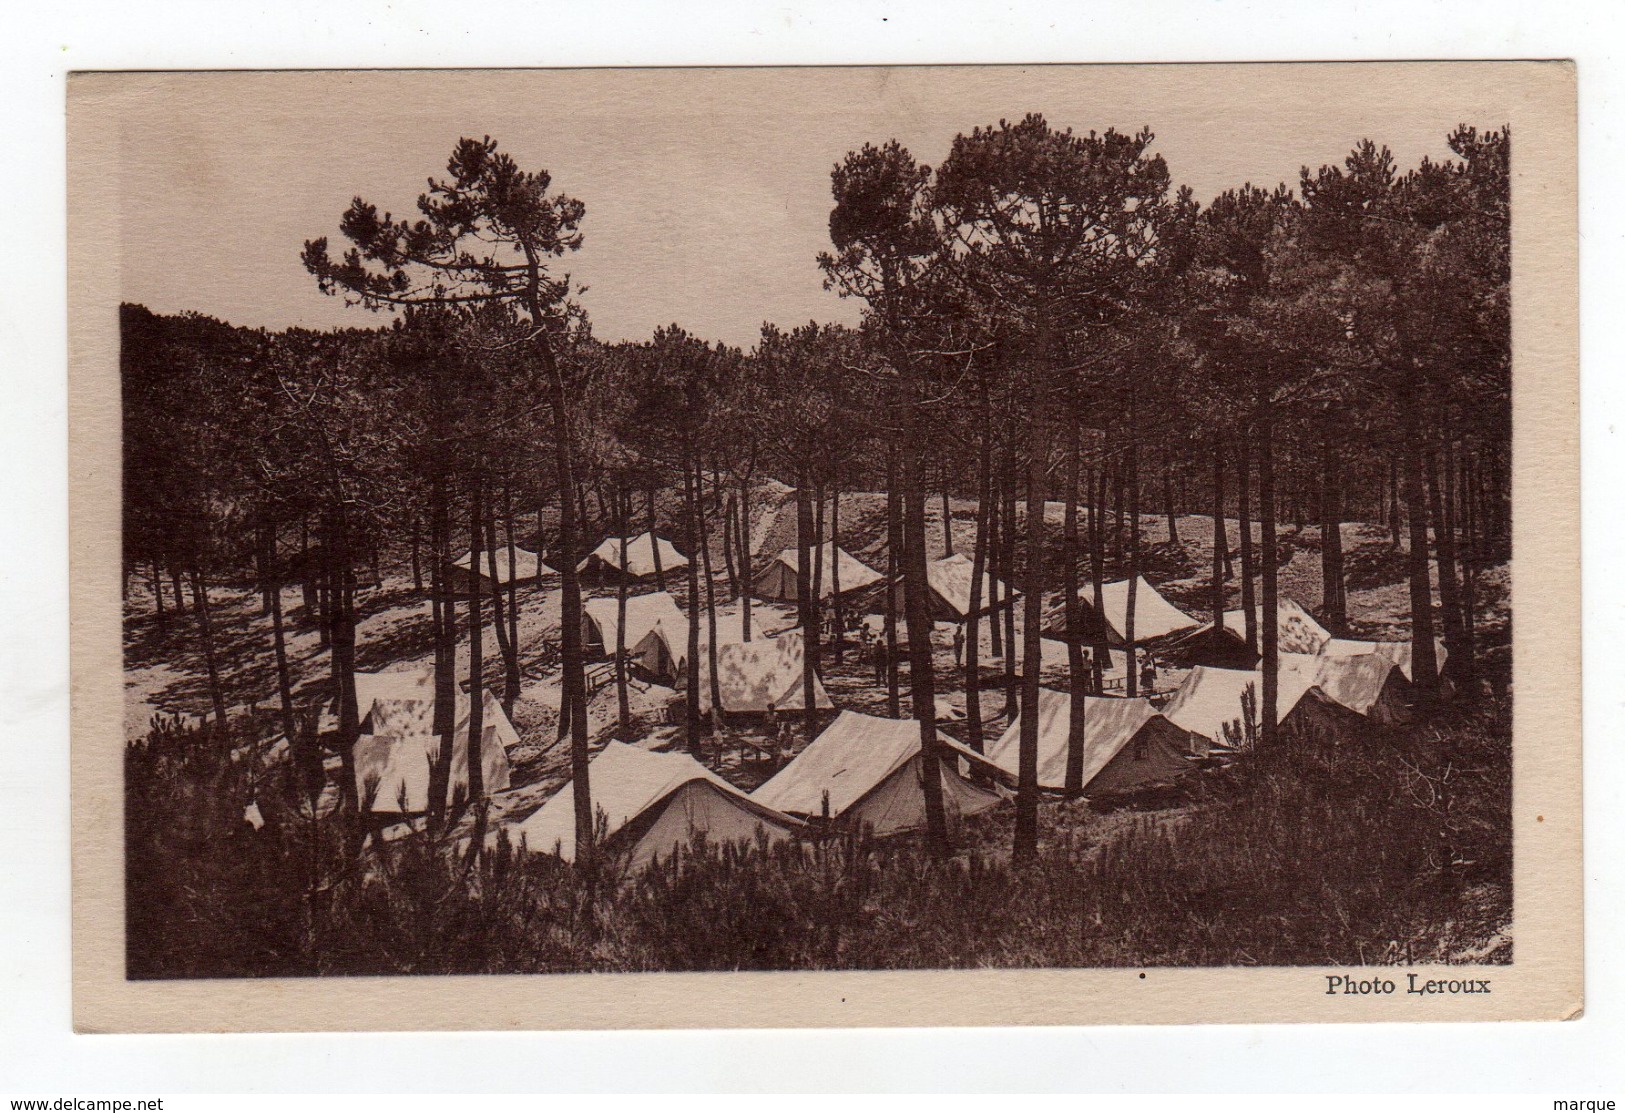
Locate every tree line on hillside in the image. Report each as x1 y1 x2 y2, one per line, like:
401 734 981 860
123 120 1510 866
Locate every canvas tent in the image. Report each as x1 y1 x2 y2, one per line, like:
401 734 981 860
689 629 834 714
445 546 552 592
513 741 802 870
1279 651 1415 725
581 590 690 681
753 710 1003 837
1320 637 1450 682
890 552 1017 622
1162 595 1332 668
1160 664 1350 751
985 689 1206 795
754 544 882 603
577 532 688 579
348 669 516 814
1042 576 1201 646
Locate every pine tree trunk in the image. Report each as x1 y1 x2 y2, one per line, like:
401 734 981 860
149 561 167 622
484 508 520 716
1402 421 1441 702
1164 464 1179 546
265 525 298 747
1001 479 1019 718
1238 439 1257 654
831 484 845 662
1427 445 1464 680
1457 449 1479 684
721 492 740 601
189 564 228 735
941 487 955 558
1211 439 1226 628
965 427 992 753
986 492 1003 659
811 477 826 624
685 462 704 754
466 482 486 807
901 437 948 855
699 463 725 739
1013 419 1048 863
504 486 519 672
1089 465 1111 688
1388 457 1403 551
430 477 457 823
1124 437 1140 698
1063 426 1088 794
615 490 632 741
170 564 189 618
738 476 753 643
884 444 902 717
795 463 817 743
1320 436 1347 634
1258 420 1279 747
649 484 666 593
410 517 422 593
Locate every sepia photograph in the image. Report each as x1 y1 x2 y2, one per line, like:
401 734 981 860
65 63 1580 1031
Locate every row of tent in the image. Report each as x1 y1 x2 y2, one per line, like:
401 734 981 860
343 628 1433 870
509 633 1427 871
444 532 692 591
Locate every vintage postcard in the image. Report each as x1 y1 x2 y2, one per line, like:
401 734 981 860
68 62 1579 1032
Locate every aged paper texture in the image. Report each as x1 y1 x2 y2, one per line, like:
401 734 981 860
70 62 1579 1031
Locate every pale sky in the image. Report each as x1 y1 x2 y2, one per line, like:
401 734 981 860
101 65 1518 348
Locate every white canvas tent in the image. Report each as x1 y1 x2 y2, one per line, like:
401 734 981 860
513 741 801 870
1320 637 1450 681
349 669 516 814
1223 597 1333 654
985 689 1205 794
754 544 882 603
690 629 834 714
1044 576 1201 645
577 532 688 579
581 591 690 681
1279 652 1415 725
1160 664 1346 751
753 710 1002 837
891 552 1017 622
447 546 552 591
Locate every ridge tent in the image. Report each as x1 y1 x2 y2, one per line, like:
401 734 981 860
1161 596 1333 668
581 590 690 682
1320 637 1450 683
1279 652 1415 725
349 669 516 814
890 552 1018 623
1042 576 1201 645
752 709 1003 837
577 532 688 580
445 546 552 592
985 689 1206 795
1160 664 1350 751
513 741 802 870
754 544 882 603
688 629 834 714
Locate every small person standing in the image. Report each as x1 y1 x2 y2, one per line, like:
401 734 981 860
952 623 966 666
1140 656 1157 695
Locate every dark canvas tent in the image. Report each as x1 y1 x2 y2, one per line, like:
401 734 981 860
445 546 553 592
985 688 1205 794
349 669 516 814
752 709 1002 837
513 741 801 871
754 544 882 603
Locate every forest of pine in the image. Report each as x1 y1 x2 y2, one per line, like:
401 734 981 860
121 119 1513 976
